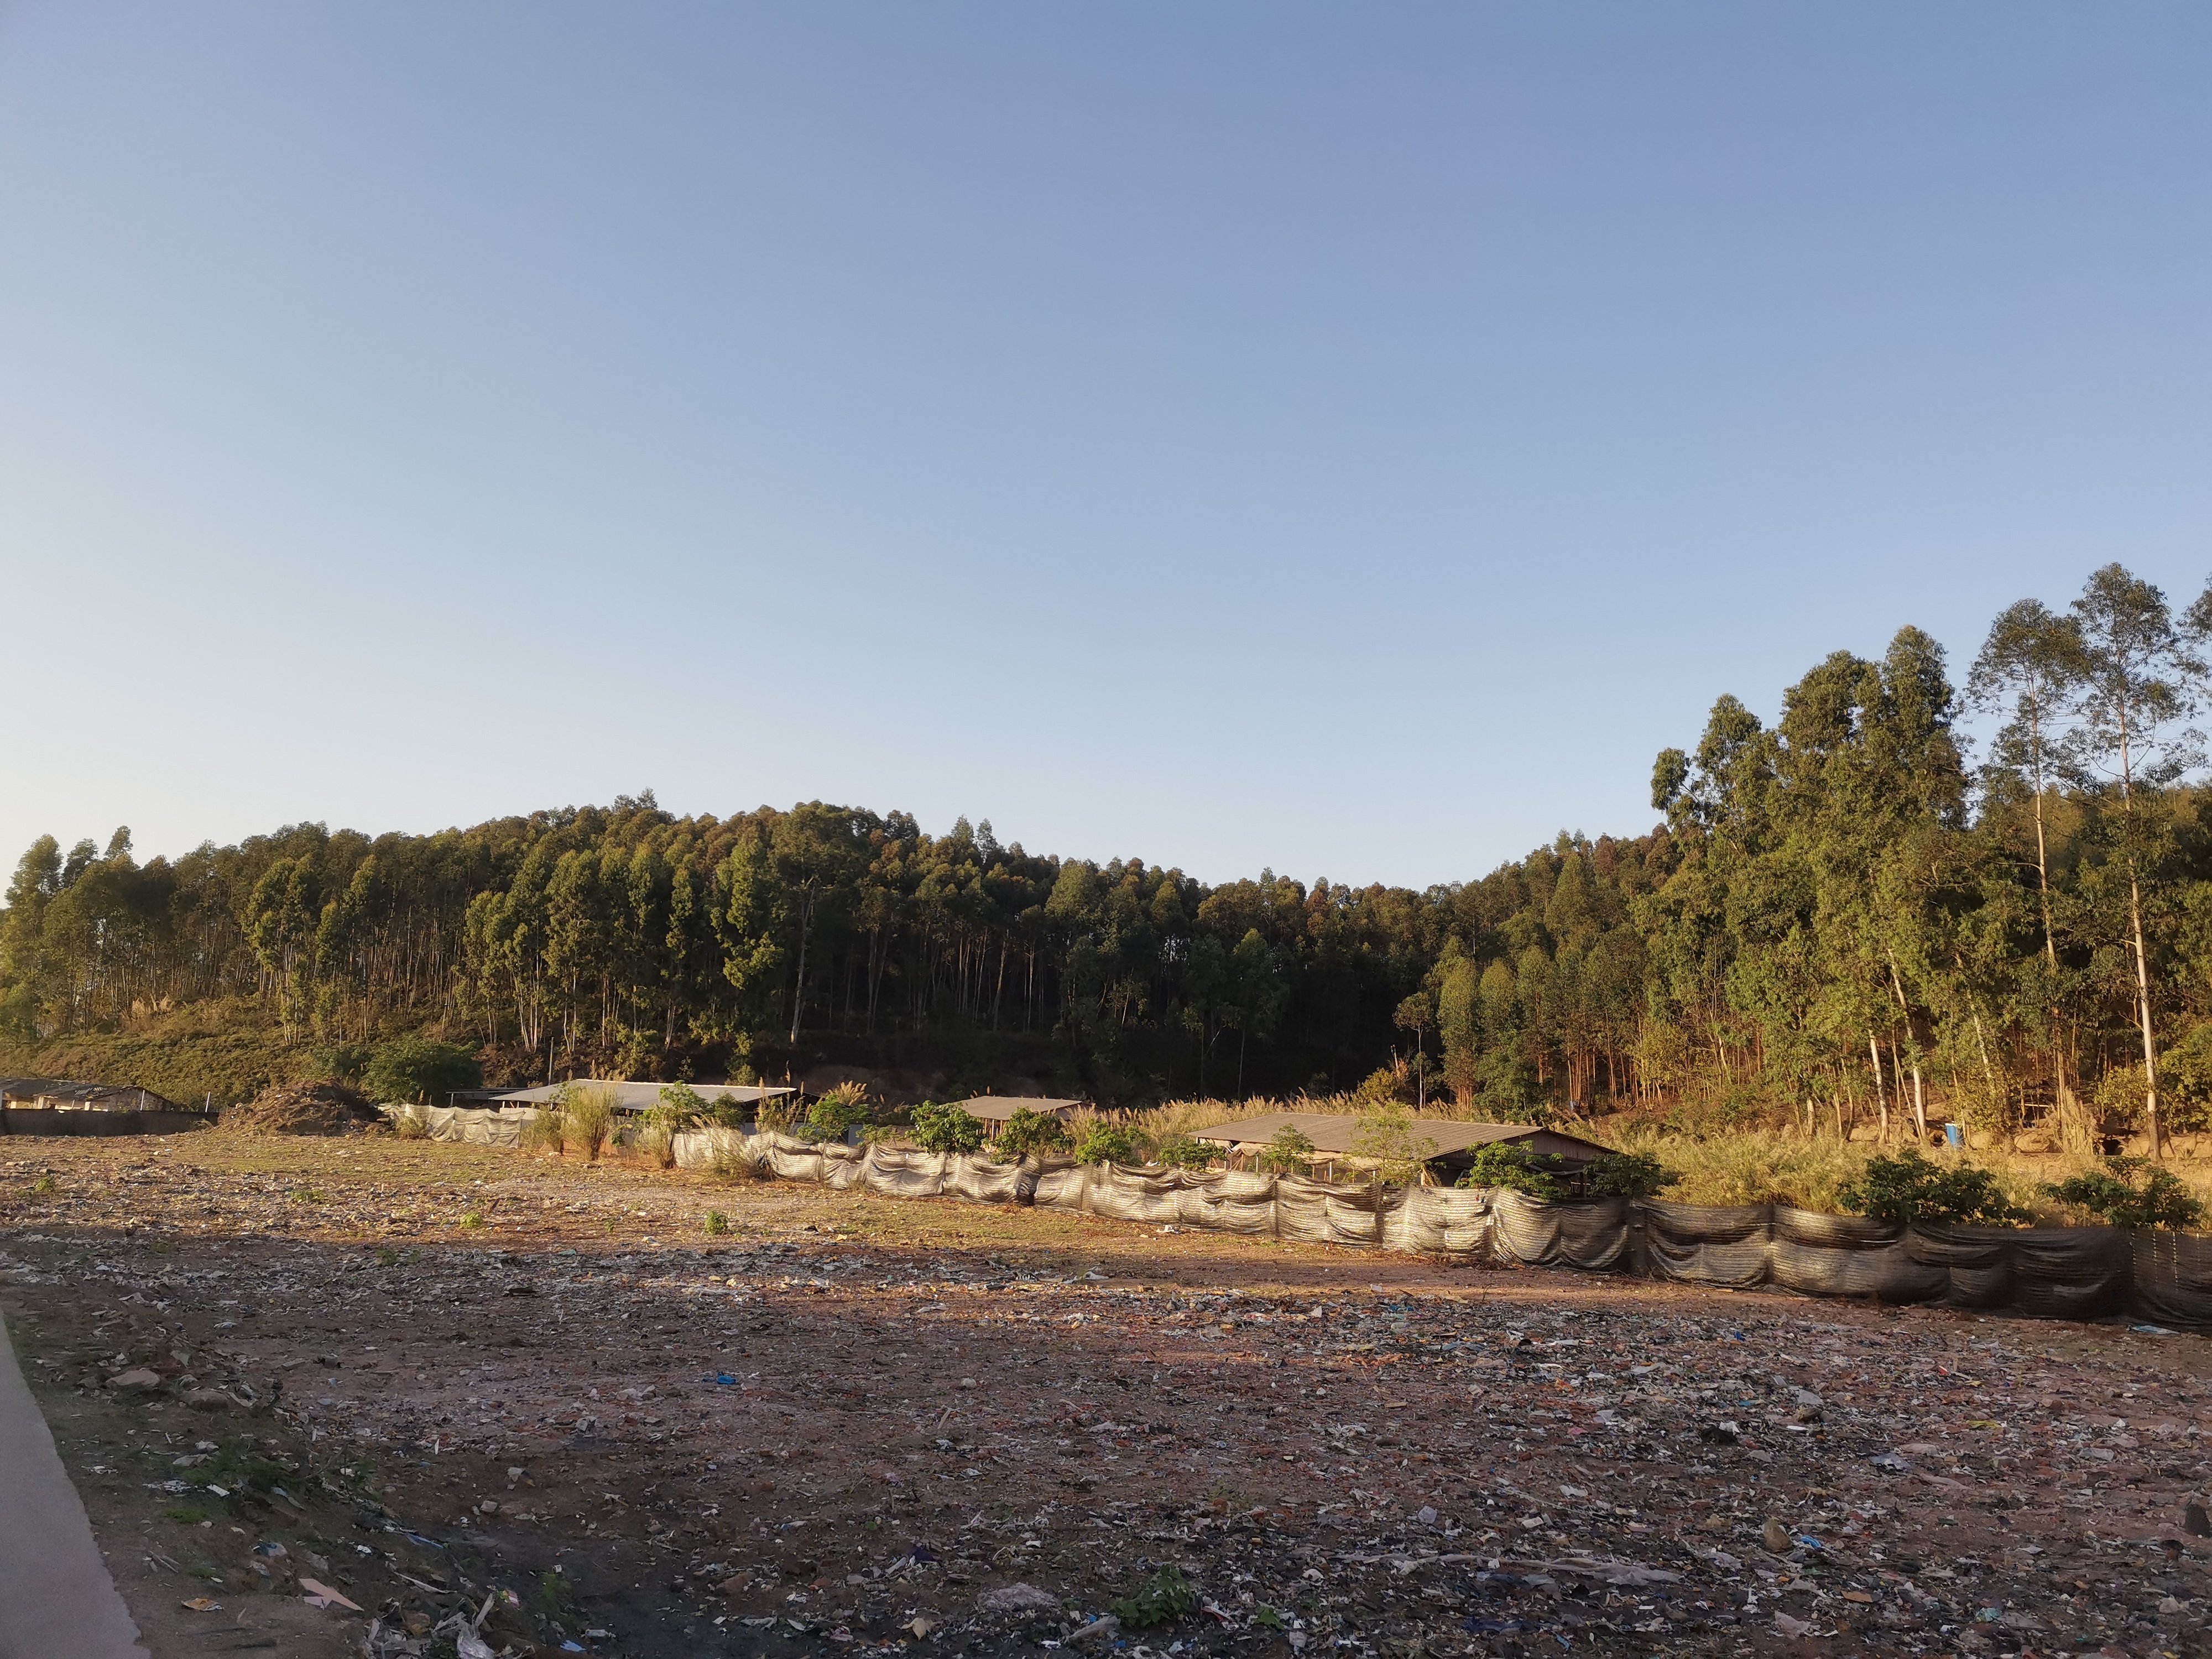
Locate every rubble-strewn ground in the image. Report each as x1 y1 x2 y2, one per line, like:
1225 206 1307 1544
1 1130 2208 1659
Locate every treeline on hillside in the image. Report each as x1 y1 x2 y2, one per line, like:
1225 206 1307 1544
8 564 2212 1142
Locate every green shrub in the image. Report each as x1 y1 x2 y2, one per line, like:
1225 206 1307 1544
799 1083 872 1144
1254 1124 1316 1175
1838 1150 2028 1227
1153 1133 1219 1172
1587 1149 1676 1198
1073 1121 1140 1166
992 1106 1073 1160
313 1042 373 1086
362 1038 482 1105
1113 1566 1198 1628
1455 1142 1563 1199
700 1091 750 1129
2044 1158 2206 1230
910 1101 985 1155
704 1210 730 1235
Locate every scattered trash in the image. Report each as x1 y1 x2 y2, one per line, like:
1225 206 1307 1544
180 1597 220 1613
9 1137 2204 1659
980 1582 1062 1615
2130 1323 2180 1336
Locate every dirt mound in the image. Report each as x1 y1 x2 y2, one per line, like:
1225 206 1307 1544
225 1081 384 1136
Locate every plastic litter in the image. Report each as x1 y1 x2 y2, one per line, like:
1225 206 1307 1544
299 1577 362 1611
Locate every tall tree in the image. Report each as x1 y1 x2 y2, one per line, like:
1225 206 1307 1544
2069 565 2208 1159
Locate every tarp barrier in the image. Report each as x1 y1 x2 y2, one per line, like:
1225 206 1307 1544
1275 1176 1386 1248
2131 1229 2212 1329
1770 1208 1941 1303
1490 1191 1632 1271
1642 1202 1775 1290
1031 1162 1091 1213
1379 1185 1493 1255
859 1147 949 1199
434 1115 2211 1328
944 1154 1026 1205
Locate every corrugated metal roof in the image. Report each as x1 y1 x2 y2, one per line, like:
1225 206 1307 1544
954 1096 1087 1121
0 1077 185 1112
1193 1111 1610 1162
461 1081 795 1112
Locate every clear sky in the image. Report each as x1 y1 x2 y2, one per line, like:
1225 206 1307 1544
3 4 2208 888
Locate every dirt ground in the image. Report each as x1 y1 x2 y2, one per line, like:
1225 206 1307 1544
1 1129 2208 1659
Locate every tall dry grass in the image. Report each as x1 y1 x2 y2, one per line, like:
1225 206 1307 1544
1589 1118 2212 1220
561 1085 618 1161
1110 1096 2212 1221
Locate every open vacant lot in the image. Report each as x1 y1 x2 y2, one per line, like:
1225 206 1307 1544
1 1129 2208 1659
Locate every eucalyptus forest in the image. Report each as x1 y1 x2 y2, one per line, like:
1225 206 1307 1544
10 564 2212 1146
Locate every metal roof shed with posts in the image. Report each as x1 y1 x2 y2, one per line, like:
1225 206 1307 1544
951 1095 1088 1124
1194 1111 1611 1181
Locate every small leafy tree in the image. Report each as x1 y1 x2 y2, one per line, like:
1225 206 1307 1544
658 1081 708 1124
1254 1124 1316 1175
992 1107 1073 1160
2044 1158 2206 1230
910 1101 985 1155
363 1038 482 1105
1588 1150 1676 1198
1153 1133 1219 1172
1454 1142 1563 1199
1839 1150 2028 1227
1073 1120 1140 1166
1349 1103 1437 1186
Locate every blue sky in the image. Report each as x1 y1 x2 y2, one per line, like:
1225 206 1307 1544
3 4 2208 887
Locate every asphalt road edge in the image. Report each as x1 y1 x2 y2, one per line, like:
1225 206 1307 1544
0 1311 148 1659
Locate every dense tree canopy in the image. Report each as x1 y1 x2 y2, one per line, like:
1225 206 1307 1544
10 566 2212 1141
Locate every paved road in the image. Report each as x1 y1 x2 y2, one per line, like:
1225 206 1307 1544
0 1313 145 1659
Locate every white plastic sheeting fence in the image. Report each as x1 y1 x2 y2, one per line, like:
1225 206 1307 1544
391 1112 2212 1327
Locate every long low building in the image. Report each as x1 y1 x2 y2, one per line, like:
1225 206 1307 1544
1194 1110 1611 1182
2 1077 185 1113
452 1080 795 1114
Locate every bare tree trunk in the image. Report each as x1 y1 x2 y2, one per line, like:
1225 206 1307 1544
1870 1034 1890 1142
2130 870 2164 1159
2117 711 2164 1161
